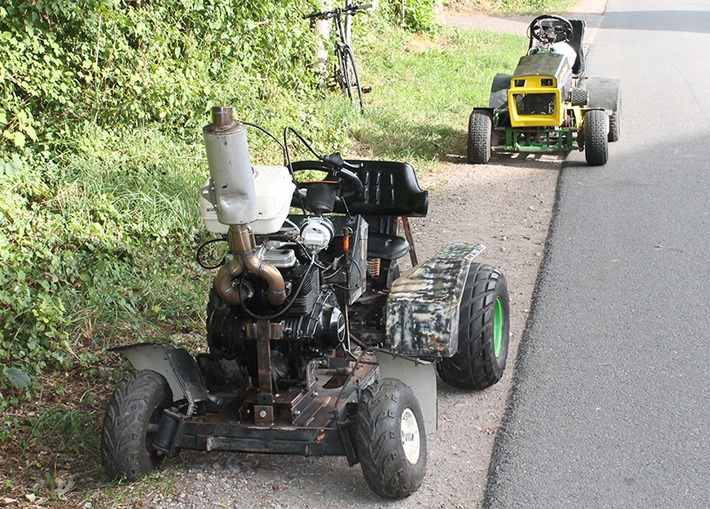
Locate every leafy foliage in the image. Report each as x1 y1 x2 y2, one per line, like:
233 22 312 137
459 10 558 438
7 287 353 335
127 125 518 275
381 0 444 32
0 0 449 398
0 0 325 389
0 0 320 151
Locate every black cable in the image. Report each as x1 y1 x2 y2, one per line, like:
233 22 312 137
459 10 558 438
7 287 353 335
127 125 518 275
283 125 320 214
240 121 287 161
284 126 323 161
196 238 229 270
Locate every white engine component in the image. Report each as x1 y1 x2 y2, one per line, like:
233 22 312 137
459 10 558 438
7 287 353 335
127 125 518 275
201 165 296 235
301 217 334 252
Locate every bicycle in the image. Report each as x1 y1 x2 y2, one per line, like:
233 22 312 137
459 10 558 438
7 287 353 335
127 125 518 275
305 2 372 113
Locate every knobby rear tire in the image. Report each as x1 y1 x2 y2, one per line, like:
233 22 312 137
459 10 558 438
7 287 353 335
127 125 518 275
584 109 609 166
437 263 510 390
467 109 493 164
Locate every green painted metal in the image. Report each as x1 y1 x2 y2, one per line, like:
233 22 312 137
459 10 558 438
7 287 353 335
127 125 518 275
502 127 576 152
493 297 504 358
492 111 578 153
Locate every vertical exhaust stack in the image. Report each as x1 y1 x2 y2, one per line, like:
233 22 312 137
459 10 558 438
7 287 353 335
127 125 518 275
203 106 286 306
202 106 258 227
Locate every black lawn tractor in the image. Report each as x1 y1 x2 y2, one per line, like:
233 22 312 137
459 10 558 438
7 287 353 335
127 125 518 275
100 106 511 499
467 14 621 166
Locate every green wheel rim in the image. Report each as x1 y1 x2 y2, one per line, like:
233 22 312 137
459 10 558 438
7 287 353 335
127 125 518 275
493 296 504 357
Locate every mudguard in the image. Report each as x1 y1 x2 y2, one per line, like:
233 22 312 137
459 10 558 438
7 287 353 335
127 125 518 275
584 77 621 112
385 243 485 357
376 352 438 434
111 343 209 412
489 73 512 110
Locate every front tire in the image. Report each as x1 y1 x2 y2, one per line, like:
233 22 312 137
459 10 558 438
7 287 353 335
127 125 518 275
101 370 173 481
584 109 609 166
467 109 493 164
355 378 427 499
437 263 510 390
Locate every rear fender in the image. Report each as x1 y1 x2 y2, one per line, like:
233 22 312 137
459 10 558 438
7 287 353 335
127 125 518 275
489 73 512 110
385 243 485 358
111 343 209 412
583 77 621 112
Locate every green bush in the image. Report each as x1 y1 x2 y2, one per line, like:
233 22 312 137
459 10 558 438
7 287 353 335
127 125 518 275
0 132 204 376
0 0 320 153
380 0 444 32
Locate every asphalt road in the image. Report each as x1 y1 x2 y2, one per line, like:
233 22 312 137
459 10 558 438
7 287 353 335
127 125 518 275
485 1 710 507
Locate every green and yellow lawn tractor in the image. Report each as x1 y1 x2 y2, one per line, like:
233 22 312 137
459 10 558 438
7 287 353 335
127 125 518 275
467 14 621 166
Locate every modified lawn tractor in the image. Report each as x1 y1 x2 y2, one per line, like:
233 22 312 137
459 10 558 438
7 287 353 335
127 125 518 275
467 14 621 166
100 106 511 498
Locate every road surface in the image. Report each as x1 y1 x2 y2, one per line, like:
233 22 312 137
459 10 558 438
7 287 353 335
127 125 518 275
485 1 710 507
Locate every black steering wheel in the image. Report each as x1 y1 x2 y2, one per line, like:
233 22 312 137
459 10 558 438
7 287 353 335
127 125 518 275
527 14 574 44
290 154 364 213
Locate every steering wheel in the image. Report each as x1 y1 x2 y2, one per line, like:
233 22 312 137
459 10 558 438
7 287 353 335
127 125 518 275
527 15 574 44
290 155 364 213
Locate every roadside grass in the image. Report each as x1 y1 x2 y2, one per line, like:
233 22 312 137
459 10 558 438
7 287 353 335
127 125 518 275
0 17 531 509
448 0 578 16
354 26 526 167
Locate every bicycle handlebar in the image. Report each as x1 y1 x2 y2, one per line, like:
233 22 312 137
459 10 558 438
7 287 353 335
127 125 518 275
304 3 372 21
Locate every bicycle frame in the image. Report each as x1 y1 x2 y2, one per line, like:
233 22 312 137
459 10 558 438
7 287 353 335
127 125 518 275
305 3 371 113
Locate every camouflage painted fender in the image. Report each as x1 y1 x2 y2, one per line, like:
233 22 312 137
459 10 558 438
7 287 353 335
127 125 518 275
385 243 485 357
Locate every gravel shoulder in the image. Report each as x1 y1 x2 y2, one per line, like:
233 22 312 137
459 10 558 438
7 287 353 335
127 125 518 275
144 2 604 508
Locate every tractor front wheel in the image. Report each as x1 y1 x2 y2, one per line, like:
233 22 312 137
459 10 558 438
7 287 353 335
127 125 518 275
437 263 510 390
101 370 173 481
584 109 609 166
467 109 493 164
355 378 427 499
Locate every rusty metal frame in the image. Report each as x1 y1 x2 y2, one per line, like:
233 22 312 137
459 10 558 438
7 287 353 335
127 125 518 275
152 354 379 463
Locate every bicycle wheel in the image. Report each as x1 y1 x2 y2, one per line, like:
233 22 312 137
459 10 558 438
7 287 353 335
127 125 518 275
339 45 364 113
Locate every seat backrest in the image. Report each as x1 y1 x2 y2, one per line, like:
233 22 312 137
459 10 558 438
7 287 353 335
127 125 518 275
569 19 586 76
291 159 429 217
527 19 586 76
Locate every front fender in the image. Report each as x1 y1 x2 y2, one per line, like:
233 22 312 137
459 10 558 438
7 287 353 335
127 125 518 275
385 243 485 358
111 343 209 408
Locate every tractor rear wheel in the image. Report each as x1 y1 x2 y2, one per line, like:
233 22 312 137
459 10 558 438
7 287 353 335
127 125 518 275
101 370 173 481
437 263 510 390
608 89 621 142
467 109 493 164
584 109 609 166
355 378 427 499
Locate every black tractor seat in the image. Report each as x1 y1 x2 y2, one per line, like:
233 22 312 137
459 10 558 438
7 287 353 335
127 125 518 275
290 159 428 262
